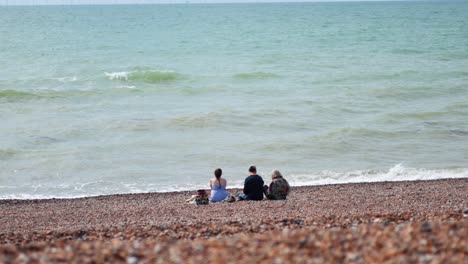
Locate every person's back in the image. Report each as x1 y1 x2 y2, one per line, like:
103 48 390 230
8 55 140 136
210 168 228 202
264 170 290 200
242 166 264 201
267 175 290 200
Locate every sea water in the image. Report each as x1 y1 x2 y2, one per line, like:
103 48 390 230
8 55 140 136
1 1 468 199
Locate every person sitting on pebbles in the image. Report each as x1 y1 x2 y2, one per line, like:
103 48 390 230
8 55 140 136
209 168 228 203
263 170 290 200
237 165 264 201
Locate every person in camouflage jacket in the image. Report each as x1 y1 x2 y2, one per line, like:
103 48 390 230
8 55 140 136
263 170 290 200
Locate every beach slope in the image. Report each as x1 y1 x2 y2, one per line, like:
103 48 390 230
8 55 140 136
1 178 467 263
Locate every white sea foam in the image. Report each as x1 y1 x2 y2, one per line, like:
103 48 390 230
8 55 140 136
287 164 468 187
118 85 137 89
54 76 78 82
105 71 129 81
104 69 180 83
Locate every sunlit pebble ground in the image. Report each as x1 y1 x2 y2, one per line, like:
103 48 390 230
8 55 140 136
0 178 467 263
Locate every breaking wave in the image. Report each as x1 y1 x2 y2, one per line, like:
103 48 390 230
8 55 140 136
287 164 468 187
105 69 180 83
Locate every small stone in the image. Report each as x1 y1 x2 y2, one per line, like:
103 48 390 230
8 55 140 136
17 253 29 262
421 222 432 233
127 256 138 264
346 253 359 261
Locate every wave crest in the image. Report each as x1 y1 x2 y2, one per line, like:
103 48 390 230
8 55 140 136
233 72 279 79
0 90 37 101
317 127 400 139
105 69 180 83
287 164 468 187
0 149 16 160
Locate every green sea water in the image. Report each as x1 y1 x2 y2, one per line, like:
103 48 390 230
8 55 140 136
1 1 467 198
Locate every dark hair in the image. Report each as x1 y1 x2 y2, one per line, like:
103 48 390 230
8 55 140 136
248 165 257 173
214 168 222 180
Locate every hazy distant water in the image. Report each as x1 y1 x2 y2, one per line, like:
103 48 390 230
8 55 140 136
1 2 468 199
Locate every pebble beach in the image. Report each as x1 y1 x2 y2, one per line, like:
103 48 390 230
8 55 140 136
1 178 467 263
2 2 468 263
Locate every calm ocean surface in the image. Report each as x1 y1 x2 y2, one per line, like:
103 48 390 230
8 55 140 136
1 1 467 199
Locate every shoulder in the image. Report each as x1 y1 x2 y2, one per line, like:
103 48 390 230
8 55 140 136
275 177 287 183
277 178 290 187
245 175 255 184
253 175 264 183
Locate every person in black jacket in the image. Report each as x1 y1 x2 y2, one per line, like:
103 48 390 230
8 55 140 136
237 165 264 201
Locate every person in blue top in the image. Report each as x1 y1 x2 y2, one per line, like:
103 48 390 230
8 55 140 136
209 168 228 202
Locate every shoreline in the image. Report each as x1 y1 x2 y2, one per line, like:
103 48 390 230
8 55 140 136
1 178 467 263
1 178 467 231
1 177 466 202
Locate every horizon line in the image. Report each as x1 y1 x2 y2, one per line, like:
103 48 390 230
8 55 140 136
0 0 440 7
